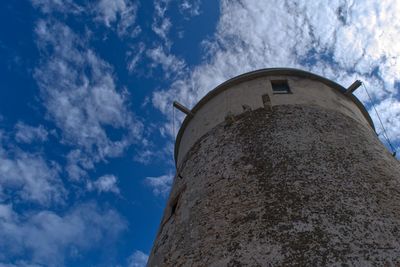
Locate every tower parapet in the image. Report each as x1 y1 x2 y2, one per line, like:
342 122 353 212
175 68 373 167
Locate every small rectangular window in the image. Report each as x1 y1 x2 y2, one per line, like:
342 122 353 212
271 80 291 94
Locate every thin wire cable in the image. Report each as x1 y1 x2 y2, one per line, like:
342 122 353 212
362 82 396 154
173 103 176 140
172 104 177 170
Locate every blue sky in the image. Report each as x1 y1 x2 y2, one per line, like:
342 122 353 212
0 1 399 266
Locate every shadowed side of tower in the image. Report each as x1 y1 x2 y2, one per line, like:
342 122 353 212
148 69 400 266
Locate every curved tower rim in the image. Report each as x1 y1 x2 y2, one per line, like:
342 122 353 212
174 68 375 164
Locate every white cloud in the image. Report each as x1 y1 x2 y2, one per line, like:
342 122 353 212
144 173 173 197
87 174 120 194
0 204 13 221
127 250 148 267
0 144 64 206
31 0 82 14
152 0 172 47
152 18 171 43
0 203 126 267
179 0 201 18
94 0 139 37
31 0 139 38
34 20 143 180
133 149 156 165
65 149 95 181
147 46 186 78
0 261 42 267
95 0 128 26
152 0 400 148
14 123 48 144
147 0 196 82
126 42 146 73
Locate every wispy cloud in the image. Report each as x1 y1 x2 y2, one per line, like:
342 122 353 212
0 202 126 267
144 173 173 197
133 149 156 165
31 0 140 38
145 0 193 82
14 123 48 144
147 46 186 79
0 140 64 206
152 0 172 47
127 250 148 267
31 0 83 14
0 261 43 267
87 174 120 195
93 0 140 37
179 0 202 18
34 19 143 180
126 42 146 73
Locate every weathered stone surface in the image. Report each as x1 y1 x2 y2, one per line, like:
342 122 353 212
148 105 400 266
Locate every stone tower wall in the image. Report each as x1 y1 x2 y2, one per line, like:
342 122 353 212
148 69 400 266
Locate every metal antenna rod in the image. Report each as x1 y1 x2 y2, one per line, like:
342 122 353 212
173 101 194 117
345 80 362 95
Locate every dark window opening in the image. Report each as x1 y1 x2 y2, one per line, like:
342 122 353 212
161 185 186 227
271 80 291 94
171 199 178 216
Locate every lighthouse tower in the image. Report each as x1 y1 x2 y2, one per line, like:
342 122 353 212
148 68 400 266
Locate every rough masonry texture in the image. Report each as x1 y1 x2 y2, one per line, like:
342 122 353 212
148 69 400 266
